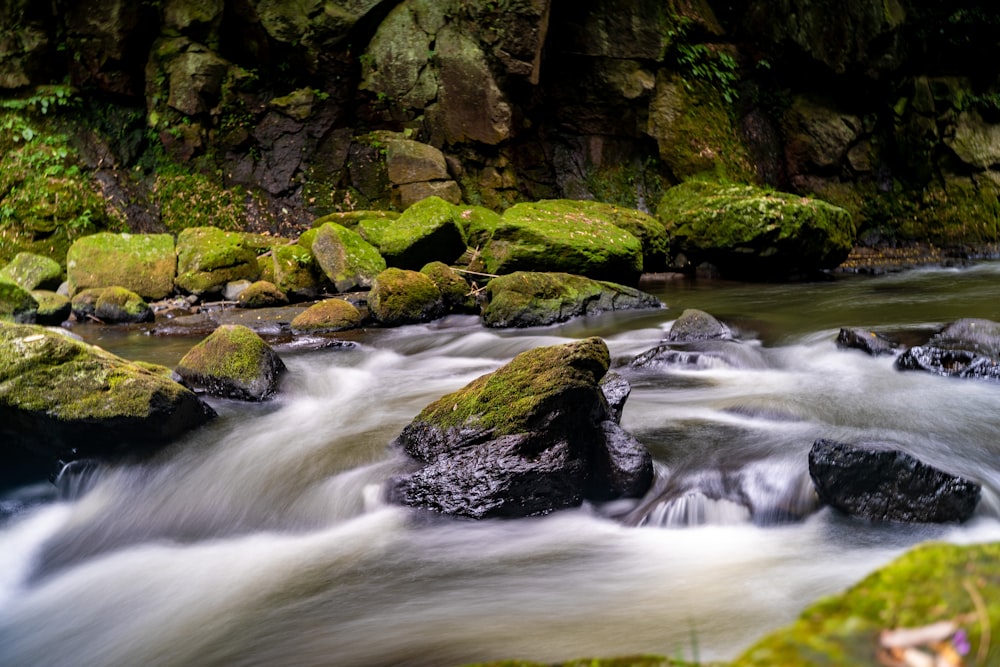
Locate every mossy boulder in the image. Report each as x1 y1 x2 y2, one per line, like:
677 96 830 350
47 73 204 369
387 337 653 518
175 227 260 296
482 200 644 284
289 299 363 333
356 215 396 248
269 243 322 300
175 324 286 401
0 252 62 291
421 261 476 313
378 196 468 270
0 321 215 465
734 541 1000 666
658 181 855 278
369 268 444 326
0 281 38 323
306 222 386 292
459 204 504 249
483 271 662 328
236 281 288 308
66 233 177 299
31 290 71 325
545 200 669 272
311 210 400 229
71 287 153 324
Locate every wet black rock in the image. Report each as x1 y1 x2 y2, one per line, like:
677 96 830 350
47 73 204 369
666 308 732 342
836 327 900 356
895 318 1000 381
808 439 980 523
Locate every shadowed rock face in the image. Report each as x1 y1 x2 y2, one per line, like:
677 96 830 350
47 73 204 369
808 439 980 523
387 337 653 519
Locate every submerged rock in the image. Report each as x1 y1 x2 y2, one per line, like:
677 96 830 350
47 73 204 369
388 337 653 518
896 318 1000 380
836 327 900 356
175 324 286 401
808 439 980 523
0 321 215 466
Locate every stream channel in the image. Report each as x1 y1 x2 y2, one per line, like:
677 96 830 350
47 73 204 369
3 262 1000 666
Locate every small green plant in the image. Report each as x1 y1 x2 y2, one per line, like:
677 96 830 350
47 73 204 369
666 19 740 106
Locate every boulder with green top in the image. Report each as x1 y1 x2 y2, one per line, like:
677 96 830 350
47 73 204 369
543 200 669 272
0 281 38 323
0 321 215 466
459 204 504 249
236 281 288 308
420 261 476 313
175 324 286 401
66 233 177 299
71 287 153 324
658 180 855 278
481 200 644 285
311 210 400 229
483 271 662 328
387 337 653 518
378 196 467 270
369 267 444 326
307 222 386 292
290 299 363 333
175 227 261 295
0 252 62 291
30 290 71 325
269 243 322 300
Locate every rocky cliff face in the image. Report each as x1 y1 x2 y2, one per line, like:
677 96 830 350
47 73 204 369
2 0 1000 253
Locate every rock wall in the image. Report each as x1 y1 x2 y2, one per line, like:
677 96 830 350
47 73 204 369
2 0 1000 251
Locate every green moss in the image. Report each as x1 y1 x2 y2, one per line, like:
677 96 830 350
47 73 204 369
357 215 396 247
30 289 70 324
0 251 62 290
312 210 400 229
458 204 504 249
734 541 1000 666
66 233 177 299
237 280 289 308
270 243 321 297
289 298 362 332
176 324 273 384
151 169 260 234
175 227 261 294
309 222 387 292
0 280 38 323
416 337 610 436
421 261 474 312
96 286 151 319
369 267 443 325
379 196 468 269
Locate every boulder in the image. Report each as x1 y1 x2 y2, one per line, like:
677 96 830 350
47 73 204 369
420 261 475 313
175 227 260 295
482 271 662 328
0 252 62 291
388 338 652 518
66 233 176 299
236 280 288 308
82 286 154 324
481 200 645 284
0 321 215 465
269 243 322 300
543 200 669 273
658 181 855 278
808 439 980 523
836 327 900 356
666 308 732 342
460 204 504 249
631 312 767 370
369 268 444 326
0 281 38 323
31 290 71 325
175 324 286 401
290 299 363 333
896 318 1000 381
306 222 386 292
378 196 467 270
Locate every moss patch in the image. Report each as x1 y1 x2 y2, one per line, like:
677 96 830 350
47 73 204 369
421 261 475 312
175 324 286 400
66 232 177 299
175 227 261 295
237 280 288 308
0 280 38 323
290 298 362 332
308 222 386 292
0 252 62 290
379 196 468 269
369 267 443 326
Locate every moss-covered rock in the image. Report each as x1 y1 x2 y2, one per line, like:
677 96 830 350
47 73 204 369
658 181 855 278
66 233 177 299
420 261 475 313
30 290 71 325
175 324 286 401
0 320 215 464
0 252 62 291
289 298 362 333
459 204 504 249
71 286 153 324
734 541 1000 666
482 200 645 284
0 280 38 323
369 267 444 326
483 271 662 328
175 227 261 295
269 242 322 300
311 210 400 229
306 222 386 292
356 215 397 248
236 280 289 308
379 196 468 270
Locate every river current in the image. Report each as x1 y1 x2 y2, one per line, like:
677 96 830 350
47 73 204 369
3 263 1000 666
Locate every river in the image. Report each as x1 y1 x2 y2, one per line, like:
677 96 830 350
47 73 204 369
2 263 1000 666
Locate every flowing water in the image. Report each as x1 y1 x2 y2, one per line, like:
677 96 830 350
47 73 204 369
3 263 1000 666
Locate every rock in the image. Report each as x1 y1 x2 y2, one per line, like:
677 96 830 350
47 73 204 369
782 96 862 173
0 252 62 291
378 196 468 270
945 112 1000 170
368 268 444 326
481 200 645 284
311 210 400 229
175 324 286 401
72 286 153 324
657 180 855 278
66 233 176 299
482 271 662 328
175 227 261 295
396 180 463 207
387 337 653 518
836 327 900 356
0 321 215 465
290 299 363 333
30 290 71 325
808 439 980 523
666 308 732 342
305 222 386 292
237 281 289 308
420 261 475 313
359 1 439 110
896 318 1000 381
0 280 38 323
460 204 504 249
599 372 631 424
269 243 322 301
384 134 449 184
